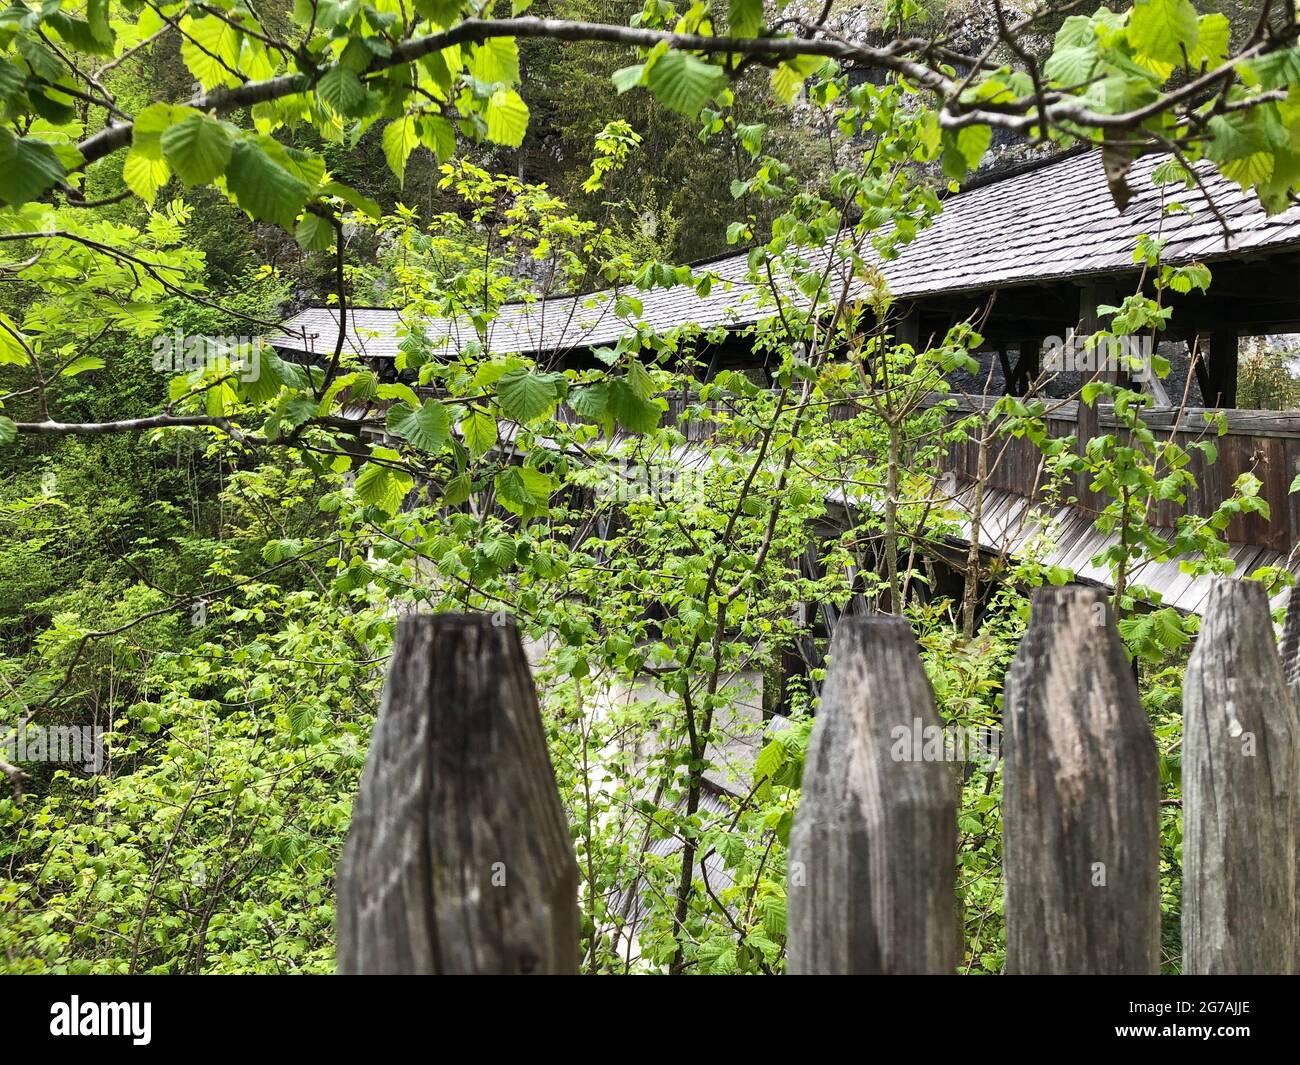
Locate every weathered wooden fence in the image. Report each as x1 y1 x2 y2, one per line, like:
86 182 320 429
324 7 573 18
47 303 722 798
336 582 1299 974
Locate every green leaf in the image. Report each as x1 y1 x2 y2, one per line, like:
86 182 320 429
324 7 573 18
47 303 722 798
940 125 992 180
646 51 727 118
468 38 519 84
1128 0 1199 66
728 0 763 38
494 465 555 517
461 408 498 457
1043 43 1098 87
1246 46 1300 91
160 114 234 187
382 115 420 184
771 56 824 105
1189 13 1230 68
354 452 413 516
387 399 451 453
322 180 382 219
0 415 15 444
0 59 24 106
443 472 472 505
179 15 242 90
569 383 608 420
485 88 529 147
237 347 287 405
611 64 646 94
295 212 335 251
608 379 661 433
624 357 656 400
47 10 115 56
482 535 516 569
318 64 370 118
60 355 105 377
0 130 66 206
225 138 312 230
0 312 29 365
123 149 170 205
419 116 456 161
497 368 559 424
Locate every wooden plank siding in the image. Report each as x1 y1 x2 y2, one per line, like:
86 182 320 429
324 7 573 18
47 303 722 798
938 398 1300 553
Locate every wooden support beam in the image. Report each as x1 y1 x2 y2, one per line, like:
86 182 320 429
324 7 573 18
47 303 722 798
1189 337 1213 406
1012 336 1042 395
1077 281 1115 337
995 344 1017 395
1208 329 1239 408
894 307 920 348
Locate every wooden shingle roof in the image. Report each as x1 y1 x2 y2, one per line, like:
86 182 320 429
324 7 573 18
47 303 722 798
273 150 1300 360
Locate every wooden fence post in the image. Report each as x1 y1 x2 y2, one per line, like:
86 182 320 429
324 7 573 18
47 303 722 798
1183 579 1298 974
1003 585 1160 974
787 615 958 974
1279 583 1300 975
336 613 579 974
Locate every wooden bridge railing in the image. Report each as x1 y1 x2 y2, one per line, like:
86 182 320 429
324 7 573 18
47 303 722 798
938 395 1300 551
396 381 1300 551
335 579 1298 974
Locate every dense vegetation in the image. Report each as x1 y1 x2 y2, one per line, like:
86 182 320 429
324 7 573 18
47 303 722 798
2 0 1299 973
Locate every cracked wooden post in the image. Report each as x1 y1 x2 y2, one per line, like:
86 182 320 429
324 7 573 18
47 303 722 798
787 615 958 974
336 613 579 974
1003 586 1159 974
1184 579 1298 974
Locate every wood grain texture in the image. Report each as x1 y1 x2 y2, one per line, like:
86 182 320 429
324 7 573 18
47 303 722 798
336 613 579 974
1003 585 1160 974
787 615 958 975
1183 579 1298 975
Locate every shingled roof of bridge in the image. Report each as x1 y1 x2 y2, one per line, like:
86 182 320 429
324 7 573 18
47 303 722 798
273 149 1300 360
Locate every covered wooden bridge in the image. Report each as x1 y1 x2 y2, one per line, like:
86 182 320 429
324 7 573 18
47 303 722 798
274 148 1300 609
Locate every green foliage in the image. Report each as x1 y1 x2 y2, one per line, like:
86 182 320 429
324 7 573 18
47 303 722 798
0 0 1289 978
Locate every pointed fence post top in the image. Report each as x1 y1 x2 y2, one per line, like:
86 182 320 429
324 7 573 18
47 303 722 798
1007 584 1139 729
1182 576 1298 975
1195 576 1275 653
812 613 945 755
336 610 579 975
823 613 925 673
1024 582 1113 632
788 610 958 975
1002 582 1160 974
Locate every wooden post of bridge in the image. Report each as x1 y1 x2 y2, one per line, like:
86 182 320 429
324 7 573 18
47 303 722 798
336 613 579 974
1002 585 1160 974
787 615 958 974
1183 579 1298 974
1073 282 1115 512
